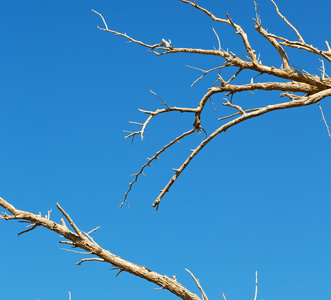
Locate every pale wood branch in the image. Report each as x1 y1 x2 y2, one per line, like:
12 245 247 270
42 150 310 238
254 21 291 71
270 0 305 43
253 271 258 300
121 127 197 208
186 269 209 300
0 197 202 300
125 106 197 141
76 258 105 266
57 202 83 238
318 102 331 137
94 0 331 208
93 1 331 207
153 88 331 208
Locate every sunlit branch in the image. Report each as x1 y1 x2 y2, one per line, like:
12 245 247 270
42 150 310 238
153 89 331 209
0 197 202 300
92 1 331 208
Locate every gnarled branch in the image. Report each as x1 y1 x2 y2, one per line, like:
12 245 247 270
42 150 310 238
92 0 331 209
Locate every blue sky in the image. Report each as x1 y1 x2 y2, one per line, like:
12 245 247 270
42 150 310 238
1 0 331 299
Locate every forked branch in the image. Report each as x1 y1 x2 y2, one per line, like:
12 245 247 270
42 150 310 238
0 197 202 300
92 0 331 209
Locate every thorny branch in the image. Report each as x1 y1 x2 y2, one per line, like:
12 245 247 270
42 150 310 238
121 127 197 208
0 197 202 300
93 0 331 209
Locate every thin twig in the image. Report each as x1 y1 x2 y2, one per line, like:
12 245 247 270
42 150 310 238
186 269 209 300
57 203 83 238
218 108 259 121
253 271 258 300
318 102 331 137
59 241 75 245
76 258 105 266
18 224 38 236
270 0 305 43
147 88 171 109
186 65 224 87
86 226 100 236
125 106 197 140
120 127 197 207
223 98 246 115
212 27 221 51
61 248 92 255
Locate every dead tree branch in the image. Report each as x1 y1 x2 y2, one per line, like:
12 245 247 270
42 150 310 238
0 197 202 300
93 0 331 209
318 102 331 137
254 271 258 300
186 269 209 300
153 89 331 209
121 127 197 208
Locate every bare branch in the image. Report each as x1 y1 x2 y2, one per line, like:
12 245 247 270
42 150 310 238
92 10 163 52
92 10 109 30
212 28 221 51
91 1 331 209
0 197 202 300
254 271 258 300
226 67 243 84
186 269 209 300
225 12 257 63
125 106 197 141
270 0 305 43
18 224 38 236
57 203 83 238
86 226 100 236
76 258 105 266
3 2 331 298
153 88 331 208
61 248 93 255
121 127 197 207
187 65 225 87
223 98 246 115
254 18 291 71
318 59 330 79
147 88 171 109
318 102 331 138
179 0 230 25
267 34 331 63
59 241 75 245
218 108 259 121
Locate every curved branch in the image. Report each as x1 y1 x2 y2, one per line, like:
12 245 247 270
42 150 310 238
153 89 331 208
125 106 197 140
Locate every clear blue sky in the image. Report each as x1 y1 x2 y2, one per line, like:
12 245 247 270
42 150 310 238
1 1 330 299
